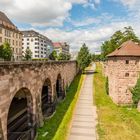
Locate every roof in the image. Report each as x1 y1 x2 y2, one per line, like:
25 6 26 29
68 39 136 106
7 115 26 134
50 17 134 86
107 40 140 57
53 42 70 49
22 30 52 42
53 42 63 48
0 11 18 31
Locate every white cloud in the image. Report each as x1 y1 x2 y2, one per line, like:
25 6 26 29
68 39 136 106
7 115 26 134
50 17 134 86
0 0 72 27
69 17 100 27
0 0 101 27
34 21 130 53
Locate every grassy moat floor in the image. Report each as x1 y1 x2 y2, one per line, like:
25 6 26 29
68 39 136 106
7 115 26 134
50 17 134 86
37 73 84 140
94 63 140 140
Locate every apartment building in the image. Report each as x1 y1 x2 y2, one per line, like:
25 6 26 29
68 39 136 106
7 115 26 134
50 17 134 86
0 11 22 61
22 30 54 59
53 42 70 55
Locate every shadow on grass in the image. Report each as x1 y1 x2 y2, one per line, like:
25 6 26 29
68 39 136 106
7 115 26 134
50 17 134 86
37 74 82 140
83 70 98 75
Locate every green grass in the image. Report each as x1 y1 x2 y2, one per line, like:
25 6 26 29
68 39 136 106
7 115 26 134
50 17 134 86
94 62 140 140
37 73 84 140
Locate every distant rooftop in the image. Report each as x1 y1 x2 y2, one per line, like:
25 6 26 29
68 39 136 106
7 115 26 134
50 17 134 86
22 30 52 42
0 11 19 32
53 42 62 48
53 42 69 48
107 40 140 57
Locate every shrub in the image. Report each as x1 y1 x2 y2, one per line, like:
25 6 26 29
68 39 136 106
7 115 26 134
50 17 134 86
32 58 48 61
131 77 140 106
105 77 109 95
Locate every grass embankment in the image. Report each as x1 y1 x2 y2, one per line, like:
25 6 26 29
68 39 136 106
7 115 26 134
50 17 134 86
37 73 84 140
94 63 140 140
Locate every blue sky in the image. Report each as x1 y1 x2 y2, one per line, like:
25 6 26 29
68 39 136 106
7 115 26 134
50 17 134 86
0 0 140 52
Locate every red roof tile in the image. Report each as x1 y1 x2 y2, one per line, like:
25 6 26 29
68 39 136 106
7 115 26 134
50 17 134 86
107 40 140 57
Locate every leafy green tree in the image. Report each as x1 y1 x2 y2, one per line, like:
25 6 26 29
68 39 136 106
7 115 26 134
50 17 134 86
0 45 3 59
49 50 57 60
57 53 71 60
77 43 91 71
0 42 12 61
23 48 32 60
101 26 140 59
131 77 140 106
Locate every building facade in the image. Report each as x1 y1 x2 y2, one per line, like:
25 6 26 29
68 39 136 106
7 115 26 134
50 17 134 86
53 42 70 55
22 30 54 59
105 41 140 105
0 11 22 61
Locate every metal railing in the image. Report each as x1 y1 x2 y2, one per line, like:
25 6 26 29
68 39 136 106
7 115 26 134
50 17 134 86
43 98 57 117
8 123 37 140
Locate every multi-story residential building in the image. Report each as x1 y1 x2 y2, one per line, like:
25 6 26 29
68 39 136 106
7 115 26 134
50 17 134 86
0 11 22 61
22 30 54 59
53 42 70 55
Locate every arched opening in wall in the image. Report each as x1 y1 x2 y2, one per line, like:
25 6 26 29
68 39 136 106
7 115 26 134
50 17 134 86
41 78 55 118
7 88 36 140
56 74 65 101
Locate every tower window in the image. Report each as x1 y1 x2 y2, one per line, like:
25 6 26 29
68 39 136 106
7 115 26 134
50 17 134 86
125 73 129 77
126 60 129 64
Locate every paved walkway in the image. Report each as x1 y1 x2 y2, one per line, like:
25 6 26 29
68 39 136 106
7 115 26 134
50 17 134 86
68 64 97 140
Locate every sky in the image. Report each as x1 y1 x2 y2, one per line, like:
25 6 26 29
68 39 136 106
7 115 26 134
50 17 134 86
0 0 140 53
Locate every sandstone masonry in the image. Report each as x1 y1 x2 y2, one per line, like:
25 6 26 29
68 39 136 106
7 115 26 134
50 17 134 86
104 41 140 105
0 61 78 140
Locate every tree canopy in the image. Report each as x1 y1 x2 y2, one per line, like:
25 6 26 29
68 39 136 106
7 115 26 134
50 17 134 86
23 48 32 60
77 43 91 71
131 77 140 106
0 42 12 61
49 50 58 60
58 53 71 60
101 26 140 59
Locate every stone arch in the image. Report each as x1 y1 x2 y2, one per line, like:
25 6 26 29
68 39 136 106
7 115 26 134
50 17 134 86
41 78 55 118
7 88 36 140
56 73 65 101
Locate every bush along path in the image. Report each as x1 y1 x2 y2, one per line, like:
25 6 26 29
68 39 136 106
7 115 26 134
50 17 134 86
94 62 140 140
37 73 84 140
67 64 98 140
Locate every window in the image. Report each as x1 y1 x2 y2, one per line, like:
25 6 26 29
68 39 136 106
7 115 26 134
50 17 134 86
35 42 39 45
27 38 29 41
125 73 129 77
27 43 29 45
126 60 129 64
35 55 39 57
0 27 2 34
0 37 2 43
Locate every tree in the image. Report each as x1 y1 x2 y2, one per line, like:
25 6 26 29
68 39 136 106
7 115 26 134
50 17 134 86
57 53 71 60
77 43 91 71
49 50 57 60
131 77 140 106
0 45 3 59
101 26 140 59
0 42 12 61
23 48 32 60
